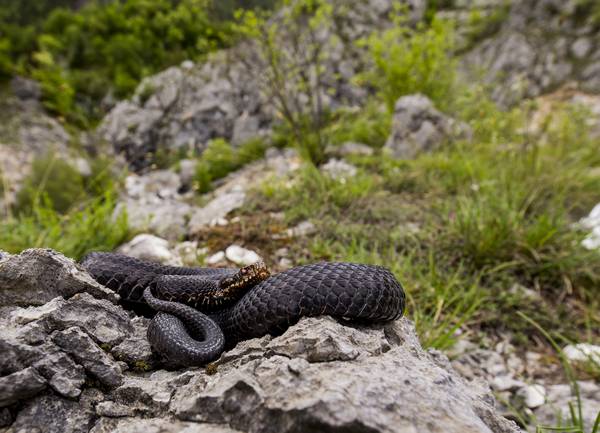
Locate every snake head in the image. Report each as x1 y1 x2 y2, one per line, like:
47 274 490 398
219 261 271 296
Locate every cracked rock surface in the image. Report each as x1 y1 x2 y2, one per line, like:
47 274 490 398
0 248 520 433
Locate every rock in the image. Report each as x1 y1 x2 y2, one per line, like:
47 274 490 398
10 76 41 101
173 241 205 266
111 317 156 369
171 317 520 433
27 292 133 346
99 0 426 171
534 381 600 431
118 234 182 265
188 189 246 233
0 248 118 307
6 389 103 433
90 417 242 433
321 158 358 179
224 245 261 266
462 0 600 105
231 112 260 145
32 345 86 398
52 327 123 388
110 370 195 415
579 203 600 250
206 251 226 265
384 94 471 158
286 221 317 238
115 171 194 240
327 141 374 156
0 367 47 407
490 376 525 392
516 384 546 409
563 343 600 364
178 158 198 188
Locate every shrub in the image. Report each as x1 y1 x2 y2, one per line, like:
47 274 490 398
235 0 338 164
16 154 86 215
324 101 392 148
363 14 457 112
0 190 129 260
1 0 233 125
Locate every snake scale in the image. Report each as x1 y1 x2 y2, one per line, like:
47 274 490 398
81 252 406 367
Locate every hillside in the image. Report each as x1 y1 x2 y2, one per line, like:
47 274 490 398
0 0 599 432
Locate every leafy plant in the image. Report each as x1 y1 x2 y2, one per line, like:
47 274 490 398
235 0 338 163
362 12 457 113
0 190 129 260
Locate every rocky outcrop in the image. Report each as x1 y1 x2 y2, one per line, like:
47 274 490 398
0 248 521 433
384 94 472 158
113 148 299 241
0 249 117 306
462 0 600 105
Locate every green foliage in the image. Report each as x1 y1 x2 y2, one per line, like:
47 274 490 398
363 14 457 112
14 153 118 215
249 96 600 347
194 137 267 193
324 101 391 148
235 0 338 164
0 190 129 260
1 0 232 126
16 154 86 215
462 4 510 49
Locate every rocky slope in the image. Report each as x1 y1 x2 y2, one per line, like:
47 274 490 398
0 248 522 433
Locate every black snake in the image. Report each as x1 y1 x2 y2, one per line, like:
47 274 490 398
81 252 406 367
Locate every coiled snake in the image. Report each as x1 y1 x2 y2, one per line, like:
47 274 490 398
81 252 406 367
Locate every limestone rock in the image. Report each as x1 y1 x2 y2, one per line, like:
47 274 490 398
0 248 117 307
6 389 103 433
462 0 600 105
189 189 246 233
52 327 123 388
171 318 520 433
90 417 242 433
0 367 47 408
321 158 358 179
118 234 182 266
111 316 156 369
224 245 261 266
384 94 471 159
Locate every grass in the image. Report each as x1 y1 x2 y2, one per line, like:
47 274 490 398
194 137 268 193
239 95 600 350
0 190 130 260
519 313 600 433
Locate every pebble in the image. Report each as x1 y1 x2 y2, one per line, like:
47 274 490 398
117 234 181 265
563 343 600 364
518 384 546 409
225 245 261 266
206 251 225 265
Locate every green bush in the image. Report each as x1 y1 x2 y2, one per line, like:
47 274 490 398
194 137 268 193
1 0 233 126
14 153 119 215
324 101 391 148
363 14 457 112
0 190 129 260
16 154 86 215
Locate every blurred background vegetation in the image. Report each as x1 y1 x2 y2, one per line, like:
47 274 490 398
0 0 277 126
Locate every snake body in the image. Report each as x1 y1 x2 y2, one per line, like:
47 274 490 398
81 252 406 367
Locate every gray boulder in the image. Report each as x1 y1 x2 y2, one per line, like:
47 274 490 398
462 0 600 105
384 94 471 158
0 248 118 307
171 317 520 433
